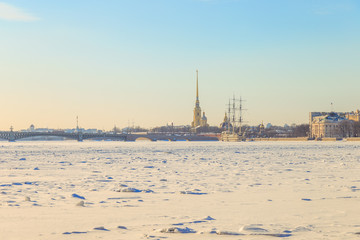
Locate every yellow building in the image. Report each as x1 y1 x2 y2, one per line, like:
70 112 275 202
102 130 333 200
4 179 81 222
310 112 345 138
191 70 208 129
310 110 360 139
346 109 360 122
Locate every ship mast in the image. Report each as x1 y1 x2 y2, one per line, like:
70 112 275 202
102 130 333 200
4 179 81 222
232 95 236 134
225 96 246 134
238 96 243 135
227 99 231 132
221 95 246 141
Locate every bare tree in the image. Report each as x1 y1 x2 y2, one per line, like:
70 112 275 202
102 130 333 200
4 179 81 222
291 124 310 137
353 121 360 137
339 120 354 138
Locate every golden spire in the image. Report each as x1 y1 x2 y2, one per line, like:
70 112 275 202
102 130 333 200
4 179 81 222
195 70 200 108
196 69 199 100
224 112 228 121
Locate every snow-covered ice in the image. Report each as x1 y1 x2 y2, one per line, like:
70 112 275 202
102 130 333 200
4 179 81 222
0 141 360 239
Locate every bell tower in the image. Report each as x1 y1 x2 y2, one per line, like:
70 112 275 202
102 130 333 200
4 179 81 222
191 70 202 128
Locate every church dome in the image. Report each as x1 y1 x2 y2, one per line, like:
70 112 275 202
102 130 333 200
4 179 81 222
220 112 232 129
202 112 207 120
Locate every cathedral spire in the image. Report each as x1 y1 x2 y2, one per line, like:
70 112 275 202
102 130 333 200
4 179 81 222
196 69 199 100
195 70 200 108
191 69 208 129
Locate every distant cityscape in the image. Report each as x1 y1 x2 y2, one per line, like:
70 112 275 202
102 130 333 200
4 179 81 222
188 70 360 140
10 109 360 141
2 71 360 141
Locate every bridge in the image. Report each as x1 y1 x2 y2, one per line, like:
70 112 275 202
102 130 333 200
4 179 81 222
0 131 218 142
0 131 127 142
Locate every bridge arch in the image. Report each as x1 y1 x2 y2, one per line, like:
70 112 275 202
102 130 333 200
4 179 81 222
134 137 155 141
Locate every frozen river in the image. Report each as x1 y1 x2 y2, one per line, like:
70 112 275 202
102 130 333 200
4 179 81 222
0 141 360 239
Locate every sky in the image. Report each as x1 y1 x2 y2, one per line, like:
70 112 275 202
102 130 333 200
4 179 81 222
0 0 359 130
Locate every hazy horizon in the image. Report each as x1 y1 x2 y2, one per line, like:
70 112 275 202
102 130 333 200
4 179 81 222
1 0 359 130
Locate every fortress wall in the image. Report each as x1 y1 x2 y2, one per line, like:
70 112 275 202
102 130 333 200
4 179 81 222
345 137 360 141
250 137 309 141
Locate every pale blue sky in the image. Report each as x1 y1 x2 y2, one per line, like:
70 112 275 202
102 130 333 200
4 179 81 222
1 0 359 130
